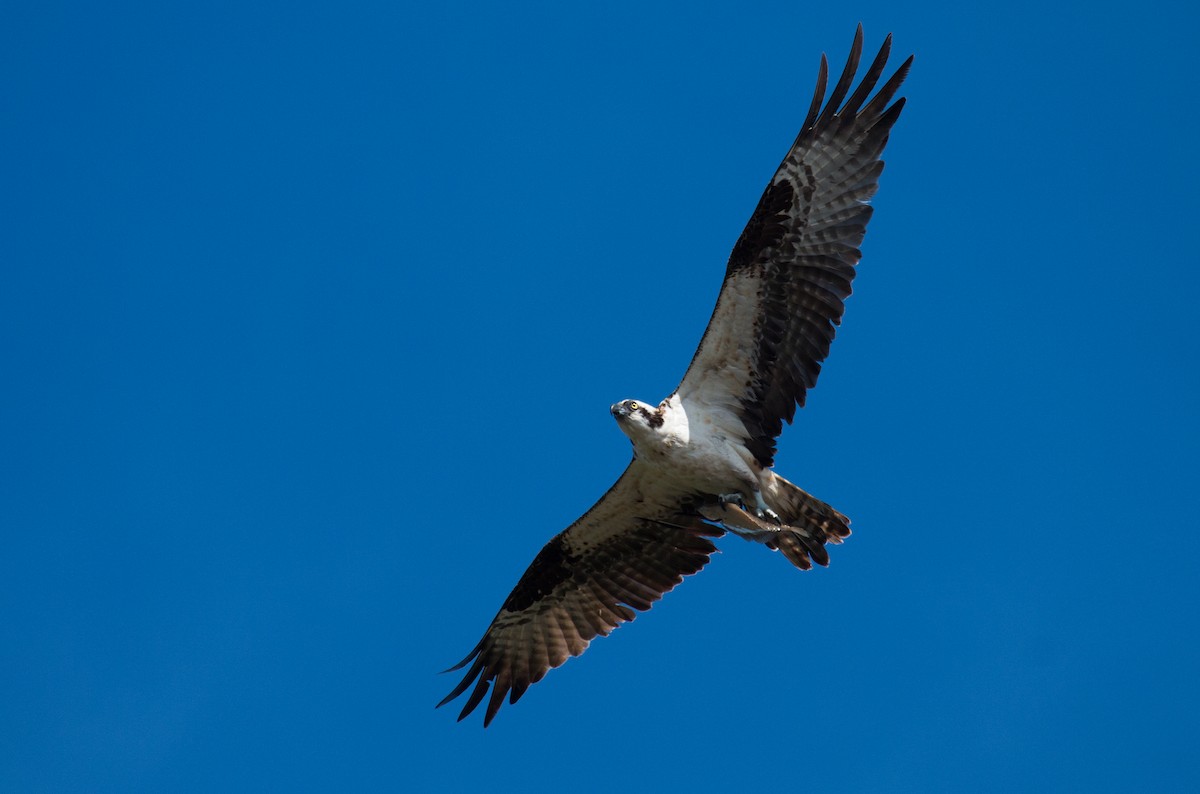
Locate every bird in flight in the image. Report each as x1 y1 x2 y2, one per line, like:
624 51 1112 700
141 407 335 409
439 26 911 727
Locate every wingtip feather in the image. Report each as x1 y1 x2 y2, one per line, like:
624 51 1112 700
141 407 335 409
814 25 864 130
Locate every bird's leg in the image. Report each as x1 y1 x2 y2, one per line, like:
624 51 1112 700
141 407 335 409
752 491 782 525
718 492 746 509
717 491 781 525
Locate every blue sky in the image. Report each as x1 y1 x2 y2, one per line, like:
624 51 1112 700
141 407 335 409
3 1 1198 791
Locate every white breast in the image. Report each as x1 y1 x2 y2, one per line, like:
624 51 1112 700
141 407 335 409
650 394 758 496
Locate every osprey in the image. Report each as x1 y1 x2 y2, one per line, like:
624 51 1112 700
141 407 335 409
440 26 911 727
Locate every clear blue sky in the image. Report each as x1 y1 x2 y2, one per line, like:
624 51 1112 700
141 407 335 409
3 1 1198 791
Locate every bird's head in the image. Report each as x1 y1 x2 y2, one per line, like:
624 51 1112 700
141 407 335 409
610 399 665 445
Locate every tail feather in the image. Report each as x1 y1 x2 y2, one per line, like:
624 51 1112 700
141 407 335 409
764 474 852 571
695 475 850 570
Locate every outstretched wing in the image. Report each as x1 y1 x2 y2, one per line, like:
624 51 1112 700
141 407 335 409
677 26 912 468
437 465 723 727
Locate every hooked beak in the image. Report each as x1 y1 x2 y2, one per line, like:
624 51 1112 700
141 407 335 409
610 402 629 419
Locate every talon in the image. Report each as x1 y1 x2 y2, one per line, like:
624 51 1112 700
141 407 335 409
756 506 782 525
750 491 781 525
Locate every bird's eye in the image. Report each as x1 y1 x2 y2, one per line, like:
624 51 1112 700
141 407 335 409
626 401 638 411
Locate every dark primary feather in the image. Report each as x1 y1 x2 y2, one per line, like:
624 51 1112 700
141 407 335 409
679 24 911 468
437 470 723 727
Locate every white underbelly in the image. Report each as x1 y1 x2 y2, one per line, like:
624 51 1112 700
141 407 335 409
632 392 764 498
646 430 759 497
